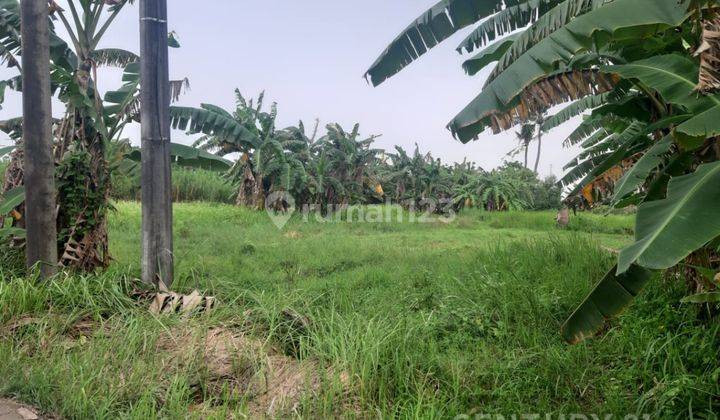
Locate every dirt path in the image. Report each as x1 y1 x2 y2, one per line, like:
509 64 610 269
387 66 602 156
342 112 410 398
0 399 42 420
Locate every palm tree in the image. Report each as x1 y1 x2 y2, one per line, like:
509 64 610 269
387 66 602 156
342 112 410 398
511 116 545 173
513 123 535 169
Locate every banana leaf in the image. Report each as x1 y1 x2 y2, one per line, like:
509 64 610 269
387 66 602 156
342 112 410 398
462 34 521 76
562 264 653 344
612 135 674 204
0 226 24 239
0 186 24 215
542 90 625 132
0 144 15 158
128 143 232 171
365 0 508 86
457 0 564 54
603 54 720 114
448 0 691 141
618 161 720 273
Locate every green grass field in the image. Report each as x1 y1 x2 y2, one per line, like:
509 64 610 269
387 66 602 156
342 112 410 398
1 203 718 419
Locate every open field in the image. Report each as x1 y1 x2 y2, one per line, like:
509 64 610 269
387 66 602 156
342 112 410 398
1 203 718 418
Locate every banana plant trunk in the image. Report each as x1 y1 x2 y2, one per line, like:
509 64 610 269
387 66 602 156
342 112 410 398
21 0 57 277
235 164 256 207
140 0 174 288
235 164 265 210
253 173 265 210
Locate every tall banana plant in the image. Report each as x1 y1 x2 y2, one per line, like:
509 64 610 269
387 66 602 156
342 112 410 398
170 91 310 209
310 123 382 207
368 0 720 343
170 92 393 214
380 145 495 213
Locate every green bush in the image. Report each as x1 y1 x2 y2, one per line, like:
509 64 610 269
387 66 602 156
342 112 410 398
111 166 236 204
489 163 562 211
530 175 562 210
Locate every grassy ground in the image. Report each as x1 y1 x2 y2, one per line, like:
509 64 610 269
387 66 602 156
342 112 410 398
1 203 718 419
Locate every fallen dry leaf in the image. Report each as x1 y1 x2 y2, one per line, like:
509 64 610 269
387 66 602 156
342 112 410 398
149 290 215 316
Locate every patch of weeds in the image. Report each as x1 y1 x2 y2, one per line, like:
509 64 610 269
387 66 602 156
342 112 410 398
0 242 25 277
240 242 256 255
306 260 363 279
280 260 300 283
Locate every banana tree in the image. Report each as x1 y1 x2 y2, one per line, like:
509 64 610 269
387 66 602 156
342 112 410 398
478 172 530 211
170 91 310 209
310 123 382 207
368 0 720 344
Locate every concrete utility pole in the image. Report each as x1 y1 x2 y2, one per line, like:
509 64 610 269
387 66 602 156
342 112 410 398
140 0 173 288
21 0 58 278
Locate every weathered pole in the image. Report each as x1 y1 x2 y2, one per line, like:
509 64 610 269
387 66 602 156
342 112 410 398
140 0 173 288
21 0 57 278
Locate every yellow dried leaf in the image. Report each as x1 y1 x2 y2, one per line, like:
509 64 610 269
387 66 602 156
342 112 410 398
582 183 594 204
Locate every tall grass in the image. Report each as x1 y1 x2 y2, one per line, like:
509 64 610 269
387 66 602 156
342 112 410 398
111 166 236 204
467 209 635 235
0 203 717 418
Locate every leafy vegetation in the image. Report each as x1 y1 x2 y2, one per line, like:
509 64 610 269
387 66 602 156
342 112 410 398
368 0 720 342
170 92 561 214
111 166 236 204
0 0 221 271
0 0 147 271
1 203 717 418
2 0 719 417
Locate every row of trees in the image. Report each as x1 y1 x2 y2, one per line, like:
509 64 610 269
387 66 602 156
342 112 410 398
168 91 561 214
367 0 720 341
0 0 558 278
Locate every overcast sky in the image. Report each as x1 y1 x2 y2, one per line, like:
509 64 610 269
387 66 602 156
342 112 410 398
0 0 583 178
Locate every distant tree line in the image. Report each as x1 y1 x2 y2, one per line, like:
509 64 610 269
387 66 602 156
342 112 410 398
166 91 562 213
